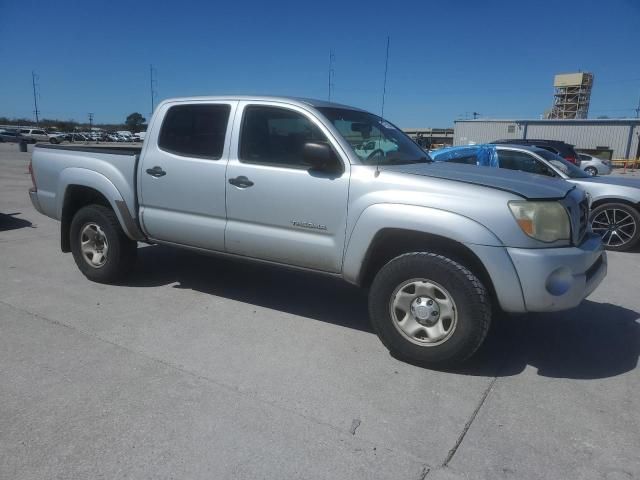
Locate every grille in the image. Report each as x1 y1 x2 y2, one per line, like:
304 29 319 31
577 198 589 243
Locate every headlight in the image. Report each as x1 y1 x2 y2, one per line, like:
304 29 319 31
508 201 570 243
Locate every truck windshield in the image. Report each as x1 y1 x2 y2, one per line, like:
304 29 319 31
536 149 590 178
317 107 430 165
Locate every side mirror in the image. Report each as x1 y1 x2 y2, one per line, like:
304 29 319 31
303 142 341 172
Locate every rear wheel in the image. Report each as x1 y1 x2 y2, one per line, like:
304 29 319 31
70 204 137 283
369 252 491 366
584 166 597 176
590 202 640 251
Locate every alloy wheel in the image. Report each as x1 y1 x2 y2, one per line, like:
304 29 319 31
591 208 637 248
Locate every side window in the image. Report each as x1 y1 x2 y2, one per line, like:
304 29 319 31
498 150 555 177
537 145 559 154
447 154 478 165
158 104 231 159
239 106 329 167
20 129 30 134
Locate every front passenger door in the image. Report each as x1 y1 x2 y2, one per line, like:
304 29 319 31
225 103 350 272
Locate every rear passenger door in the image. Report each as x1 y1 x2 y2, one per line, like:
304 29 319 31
224 102 350 272
138 101 237 251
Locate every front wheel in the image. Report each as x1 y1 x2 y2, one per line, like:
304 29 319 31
590 202 640 251
70 204 137 283
369 252 491 367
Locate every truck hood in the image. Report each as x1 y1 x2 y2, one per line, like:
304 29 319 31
381 162 575 200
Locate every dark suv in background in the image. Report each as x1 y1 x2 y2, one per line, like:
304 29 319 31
491 139 580 165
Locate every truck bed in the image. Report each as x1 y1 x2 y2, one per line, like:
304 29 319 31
31 143 141 227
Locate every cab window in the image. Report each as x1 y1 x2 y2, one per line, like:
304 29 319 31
158 104 231 159
239 106 330 168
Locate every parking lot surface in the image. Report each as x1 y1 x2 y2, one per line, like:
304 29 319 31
1 142 639 479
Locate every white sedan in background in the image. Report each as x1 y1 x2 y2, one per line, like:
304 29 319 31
579 153 612 176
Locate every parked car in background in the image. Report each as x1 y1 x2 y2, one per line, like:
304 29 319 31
431 144 640 251
492 139 581 165
578 153 612 176
133 132 146 142
0 129 25 143
48 132 68 144
19 128 50 143
116 130 133 141
28 95 606 367
70 133 90 142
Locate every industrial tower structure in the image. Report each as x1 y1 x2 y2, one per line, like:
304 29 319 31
549 72 594 119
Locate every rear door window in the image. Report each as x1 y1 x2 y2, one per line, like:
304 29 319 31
158 104 231 159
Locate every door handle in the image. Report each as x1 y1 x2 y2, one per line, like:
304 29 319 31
228 176 254 188
146 166 166 177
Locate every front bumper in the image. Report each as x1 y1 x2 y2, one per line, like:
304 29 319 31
507 233 607 312
29 188 43 214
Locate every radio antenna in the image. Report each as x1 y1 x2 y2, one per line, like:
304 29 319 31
380 36 390 119
375 36 390 178
328 50 335 102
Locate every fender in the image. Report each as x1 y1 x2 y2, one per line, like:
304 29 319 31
58 167 145 241
342 203 503 284
342 203 526 312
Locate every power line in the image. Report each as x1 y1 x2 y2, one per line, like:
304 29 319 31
31 71 40 125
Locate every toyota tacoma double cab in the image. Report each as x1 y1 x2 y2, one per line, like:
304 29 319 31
28 96 607 366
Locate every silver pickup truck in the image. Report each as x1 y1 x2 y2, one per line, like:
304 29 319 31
29 96 607 366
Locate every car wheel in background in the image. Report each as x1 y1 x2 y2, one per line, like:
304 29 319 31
369 252 491 367
590 202 640 251
70 204 137 283
49 138 59 144
584 166 597 176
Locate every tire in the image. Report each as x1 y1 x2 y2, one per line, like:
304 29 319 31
49 138 59 144
584 166 597 176
590 202 640 251
369 252 491 367
70 204 137 283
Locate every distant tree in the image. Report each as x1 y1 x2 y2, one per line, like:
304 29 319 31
125 112 146 133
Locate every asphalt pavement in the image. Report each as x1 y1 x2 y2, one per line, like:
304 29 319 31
1 142 638 479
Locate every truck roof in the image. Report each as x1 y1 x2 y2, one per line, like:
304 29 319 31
158 95 367 112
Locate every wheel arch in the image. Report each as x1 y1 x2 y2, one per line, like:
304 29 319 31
59 171 144 252
357 228 496 297
590 197 640 211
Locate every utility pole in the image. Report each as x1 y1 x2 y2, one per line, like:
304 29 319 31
88 112 94 131
32 71 40 125
328 50 335 102
472 111 481 119
150 64 156 116
380 36 390 118
635 92 640 118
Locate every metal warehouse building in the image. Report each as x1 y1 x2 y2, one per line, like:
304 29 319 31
454 119 640 160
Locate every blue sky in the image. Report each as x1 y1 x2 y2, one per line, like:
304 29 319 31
1 0 639 127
